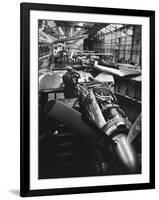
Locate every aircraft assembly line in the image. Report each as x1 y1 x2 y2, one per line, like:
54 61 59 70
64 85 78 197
38 20 141 179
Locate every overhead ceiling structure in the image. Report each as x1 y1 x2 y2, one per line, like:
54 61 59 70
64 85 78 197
84 23 109 37
38 20 132 49
54 21 95 39
39 20 109 40
99 24 133 37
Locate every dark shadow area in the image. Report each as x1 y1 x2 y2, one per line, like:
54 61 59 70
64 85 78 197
9 189 19 196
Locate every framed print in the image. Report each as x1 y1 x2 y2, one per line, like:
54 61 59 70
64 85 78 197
20 2 155 197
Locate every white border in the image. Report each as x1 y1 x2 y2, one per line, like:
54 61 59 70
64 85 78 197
30 10 150 190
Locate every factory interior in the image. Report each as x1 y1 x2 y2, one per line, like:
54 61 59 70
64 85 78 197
38 20 141 179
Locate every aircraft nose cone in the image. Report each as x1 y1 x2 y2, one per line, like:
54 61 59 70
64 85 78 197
113 134 139 173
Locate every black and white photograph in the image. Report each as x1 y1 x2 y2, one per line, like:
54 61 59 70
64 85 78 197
20 3 155 197
38 20 142 179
